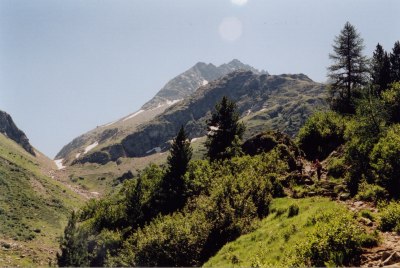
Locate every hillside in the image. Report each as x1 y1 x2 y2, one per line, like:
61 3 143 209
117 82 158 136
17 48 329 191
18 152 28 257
74 71 325 165
0 110 35 156
55 59 265 166
205 197 360 266
0 130 84 265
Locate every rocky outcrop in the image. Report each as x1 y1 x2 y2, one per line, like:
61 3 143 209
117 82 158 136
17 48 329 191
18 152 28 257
242 131 302 157
0 110 35 156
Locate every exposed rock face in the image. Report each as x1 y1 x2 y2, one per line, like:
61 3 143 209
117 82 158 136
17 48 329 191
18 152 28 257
56 59 267 164
141 59 267 110
0 110 35 156
75 70 326 165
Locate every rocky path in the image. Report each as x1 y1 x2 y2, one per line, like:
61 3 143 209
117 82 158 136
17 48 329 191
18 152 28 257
299 157 400 267
0 238 57 266
47 169 100 200
339 200 400 267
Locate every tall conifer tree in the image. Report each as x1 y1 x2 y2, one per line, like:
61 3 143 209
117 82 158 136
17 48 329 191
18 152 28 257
328 22 368 113
159 126 192 213
371 43 391 95
390 41 400 83
206 96 245 161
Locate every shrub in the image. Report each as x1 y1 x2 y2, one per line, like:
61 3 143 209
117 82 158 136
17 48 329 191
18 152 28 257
342 90 392 196
292 211 364 267
287 204 299 218
382 82 400 123
184 160 213 197
355 182 388 203
359 209 374 221
370 124 400 197
378 201 400 233
326 157 346 178
297 111 345 160
87 230 122 266
274 208 287 218
112 211 211 267
359 231 379 248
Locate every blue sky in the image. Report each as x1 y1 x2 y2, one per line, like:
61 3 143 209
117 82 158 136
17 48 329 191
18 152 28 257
0 0 399 158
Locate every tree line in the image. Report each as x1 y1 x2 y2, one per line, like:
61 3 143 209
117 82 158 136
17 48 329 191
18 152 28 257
328 21 400 114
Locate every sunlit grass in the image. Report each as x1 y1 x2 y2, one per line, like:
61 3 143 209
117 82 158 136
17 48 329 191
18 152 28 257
205 197 345 267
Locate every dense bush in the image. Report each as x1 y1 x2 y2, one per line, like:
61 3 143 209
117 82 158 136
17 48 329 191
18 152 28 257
183 160 214 197
297 111 345 160
382 82 400 123
292 210 364 267
57 211 89 267
370 124 400 197
378 201 400 233
326 156 346 178
87 229 122 266
343 117 384 195
355 181 388 203
287 204 299 217
110 211 211 267
58 150 288 267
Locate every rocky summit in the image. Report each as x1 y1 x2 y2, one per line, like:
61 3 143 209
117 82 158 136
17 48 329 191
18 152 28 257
0 110 35 156
141 59 267 110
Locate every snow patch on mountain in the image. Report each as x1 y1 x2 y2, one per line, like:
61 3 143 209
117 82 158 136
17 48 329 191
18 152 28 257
84 141 98 154
54 159 66 170
146 147 162 154
166 99 182 106
102 120 117 127
123 110 144 121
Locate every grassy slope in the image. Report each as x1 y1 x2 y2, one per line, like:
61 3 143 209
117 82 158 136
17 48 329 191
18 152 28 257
0 134 84 266
205 197 346 267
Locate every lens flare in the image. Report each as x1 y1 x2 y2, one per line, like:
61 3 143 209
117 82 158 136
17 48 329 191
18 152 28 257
218 17 243 42
231 0 248 6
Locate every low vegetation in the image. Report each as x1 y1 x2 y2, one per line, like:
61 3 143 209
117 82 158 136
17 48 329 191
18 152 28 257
0 134 83 266
378 201 400 234
206 197 375 267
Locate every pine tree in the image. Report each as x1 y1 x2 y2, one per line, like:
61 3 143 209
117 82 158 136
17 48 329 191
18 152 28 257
57 211 88 266
371 43 391 95
206 96 245 161
125 177 144 227
390 41 400 83
159 126 192 213
328 22 368 114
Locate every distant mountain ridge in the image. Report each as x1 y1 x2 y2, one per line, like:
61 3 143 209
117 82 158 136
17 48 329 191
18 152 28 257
141 59 267 110
74 70 326 165
0 110 35 155
55 59 267 164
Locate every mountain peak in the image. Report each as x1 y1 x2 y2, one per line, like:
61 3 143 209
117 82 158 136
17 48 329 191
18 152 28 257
141 60 266 110
227 58 244 66
219 59 268 75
